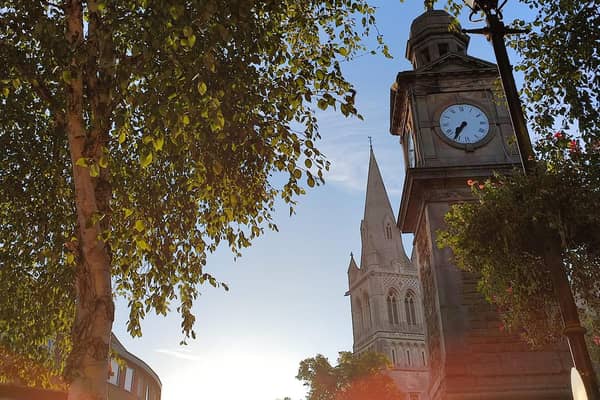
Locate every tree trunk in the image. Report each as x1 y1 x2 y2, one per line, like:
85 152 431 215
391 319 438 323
64 1 114 399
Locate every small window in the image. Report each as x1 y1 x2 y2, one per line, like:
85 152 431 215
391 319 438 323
387 290 399 325
124 367 134 392
385 223 393 240
407 350 411 366
405 292 417 326
438 43 449 56
422 351 426 366
108 358 119 385
391 349 397 366
145 386 150 400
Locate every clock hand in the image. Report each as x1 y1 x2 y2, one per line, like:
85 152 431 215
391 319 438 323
453 121 468 139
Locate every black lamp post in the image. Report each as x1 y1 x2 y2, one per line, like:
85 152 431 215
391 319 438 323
461 1 599 399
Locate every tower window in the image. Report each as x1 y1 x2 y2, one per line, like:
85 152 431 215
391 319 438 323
387 290 399 325
356 299 364 333
438 43 449 56
364 294 372 329
391 349 397 366
422 351 426 366
407 349 411 366
405 292 417 326
385 223 393 240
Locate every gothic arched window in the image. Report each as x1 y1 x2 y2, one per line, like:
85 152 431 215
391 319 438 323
387 289 399 325
363 293 372 329
385 223 393 240
405 292 417 326
355 298 364 333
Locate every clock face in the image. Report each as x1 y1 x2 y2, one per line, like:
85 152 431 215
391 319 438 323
439 104 490 144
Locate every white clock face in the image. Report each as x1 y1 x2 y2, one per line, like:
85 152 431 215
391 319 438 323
439 104 490 144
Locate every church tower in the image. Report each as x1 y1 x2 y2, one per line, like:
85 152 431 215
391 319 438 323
390 9 571 400
347 147 429 399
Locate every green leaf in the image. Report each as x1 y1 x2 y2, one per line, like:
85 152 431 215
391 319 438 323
118 130 126 144
98 155 108 168
136 239 150 251
75 157 88 168
140 152 153 168
153 136 165 151
61 70 72 83
197 82 207 95
89 163 100 177
182 115 190 125
134 220 145 232
339 47 349 57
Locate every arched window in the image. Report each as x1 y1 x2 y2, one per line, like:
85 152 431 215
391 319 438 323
355 298 364 333
391 349 397 366
385 223 393 240
363 294 372 329
422 351 426 366
406 349 411 366
405 292 417 326
387 290 399 325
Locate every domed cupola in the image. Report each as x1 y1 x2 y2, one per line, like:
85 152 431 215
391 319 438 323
406 9 470 69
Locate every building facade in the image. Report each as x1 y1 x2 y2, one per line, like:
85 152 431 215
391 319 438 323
347 147 429 400
0 334 161 400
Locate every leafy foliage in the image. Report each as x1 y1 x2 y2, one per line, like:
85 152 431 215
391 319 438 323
0 0 386 387
437 132 600 345
296 351 405 400
511 0 600 140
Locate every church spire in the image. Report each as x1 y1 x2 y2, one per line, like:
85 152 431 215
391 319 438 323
360 146 412 271
363 146 394 224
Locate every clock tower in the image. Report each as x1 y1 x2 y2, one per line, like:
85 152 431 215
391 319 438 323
390 9 572 400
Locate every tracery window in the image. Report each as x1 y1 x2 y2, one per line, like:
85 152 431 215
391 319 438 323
405 291 417 326
385 223 393 240
387 289 399 325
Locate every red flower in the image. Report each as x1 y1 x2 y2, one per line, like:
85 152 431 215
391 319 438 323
553 131 563 139
478 184 485 190
467 179 475 187
593 336 600 346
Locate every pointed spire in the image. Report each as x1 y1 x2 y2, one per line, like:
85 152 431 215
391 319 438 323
363 147 394 223
347 252 360 277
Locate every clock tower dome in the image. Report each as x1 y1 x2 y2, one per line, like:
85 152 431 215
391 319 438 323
390 9 572 400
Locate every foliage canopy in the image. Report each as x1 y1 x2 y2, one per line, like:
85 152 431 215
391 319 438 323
0 0 387 394
296 351 405 400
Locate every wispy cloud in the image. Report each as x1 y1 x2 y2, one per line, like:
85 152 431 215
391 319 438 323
155 348 203 361
315 105 406 197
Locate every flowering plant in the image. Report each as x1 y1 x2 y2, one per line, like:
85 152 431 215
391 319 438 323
437 131 600 347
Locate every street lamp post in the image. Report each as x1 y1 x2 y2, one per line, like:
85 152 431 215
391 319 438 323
461 1 599 399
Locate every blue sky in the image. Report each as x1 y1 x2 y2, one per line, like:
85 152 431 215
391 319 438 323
111 1 532 399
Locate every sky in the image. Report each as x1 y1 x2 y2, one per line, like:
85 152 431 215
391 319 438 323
111 2 532 399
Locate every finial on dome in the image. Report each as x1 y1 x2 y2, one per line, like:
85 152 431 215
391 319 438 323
425 0 435 11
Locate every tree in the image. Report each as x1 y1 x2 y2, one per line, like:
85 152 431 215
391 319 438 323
437 133 600 345
296 351 405 400
0 1 387 399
